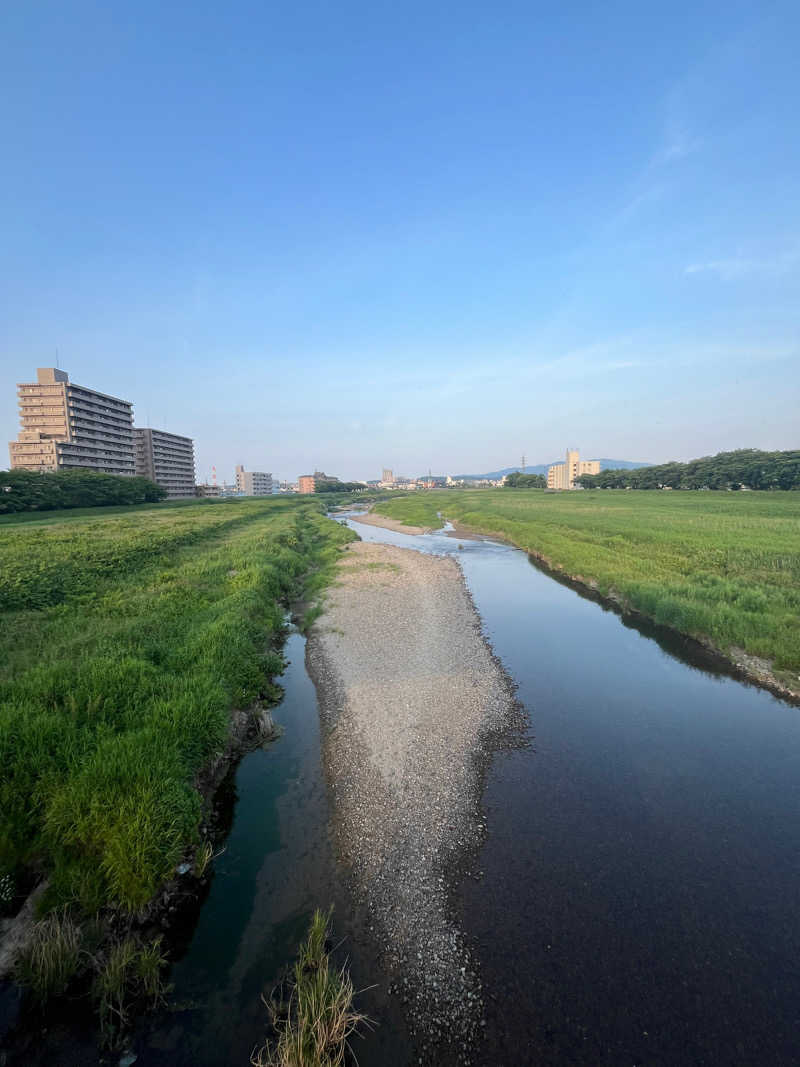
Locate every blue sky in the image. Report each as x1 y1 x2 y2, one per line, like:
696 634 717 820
1 1 798 482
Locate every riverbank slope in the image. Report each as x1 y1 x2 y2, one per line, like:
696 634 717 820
307 541 518 1064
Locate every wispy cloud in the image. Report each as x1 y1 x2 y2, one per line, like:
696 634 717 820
656 113 703 164
685 247 799 281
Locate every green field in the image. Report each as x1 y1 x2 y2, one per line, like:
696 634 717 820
375 490 800 679
1 498 353 928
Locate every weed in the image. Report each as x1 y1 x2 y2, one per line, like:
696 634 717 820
194 841 225 878
14 907 83 1002
251 908 371 1067
92 934 170 1046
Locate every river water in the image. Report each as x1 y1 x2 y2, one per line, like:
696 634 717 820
342 515 800 1065
41 515 800 1066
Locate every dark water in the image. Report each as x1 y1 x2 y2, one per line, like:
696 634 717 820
345 515 800 1065
133 629 409 1067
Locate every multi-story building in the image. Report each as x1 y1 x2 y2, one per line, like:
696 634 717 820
382 468 394 484
134 428 195 498
9 367 135 476
298 475 316 494
547 448 601 490
235 464 273 496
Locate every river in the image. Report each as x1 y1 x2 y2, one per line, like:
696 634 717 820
340 514 800 1065
19 515 798 1065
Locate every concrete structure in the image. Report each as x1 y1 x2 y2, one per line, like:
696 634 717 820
9 368 135 476
382 468 394 484
298 475 316 494
195 483 221 497
134 428 195 498
547 448 601 490
235 464 273 496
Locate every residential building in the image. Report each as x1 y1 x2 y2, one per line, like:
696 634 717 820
298 475 316 494
382 468 394 484
547 448 601 490
235 464 273 496
134 428 195 498
195 483 221 497
9 367 135 476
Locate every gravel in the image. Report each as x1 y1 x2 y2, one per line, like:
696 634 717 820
307 541 519 1064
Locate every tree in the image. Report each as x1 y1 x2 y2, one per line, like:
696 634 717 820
505 472 546 488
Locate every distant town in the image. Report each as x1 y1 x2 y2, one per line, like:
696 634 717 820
7 366 608 497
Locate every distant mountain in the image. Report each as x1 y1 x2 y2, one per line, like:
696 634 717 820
456 459 650 480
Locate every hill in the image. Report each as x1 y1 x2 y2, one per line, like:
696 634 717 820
456 459 650 480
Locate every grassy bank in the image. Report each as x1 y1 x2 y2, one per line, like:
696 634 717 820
1 497 354 1021
374 490 800 684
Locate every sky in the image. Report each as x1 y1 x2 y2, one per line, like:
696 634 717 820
1 1 798 483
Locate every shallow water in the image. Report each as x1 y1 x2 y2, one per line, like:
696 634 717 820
132 628 409 1067
343 513 800 1065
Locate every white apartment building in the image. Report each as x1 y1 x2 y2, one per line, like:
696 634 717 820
547 448 601 490
235 464 273 496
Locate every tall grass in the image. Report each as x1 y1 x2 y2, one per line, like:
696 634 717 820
14 907 83 1002
2 499 354 958
92 934 170 1045
251 909 371 1067
375 490 800 676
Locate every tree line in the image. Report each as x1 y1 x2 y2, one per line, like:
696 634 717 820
0 468 167 513
314 480 369 493
576 450 800 491
504 472 547 488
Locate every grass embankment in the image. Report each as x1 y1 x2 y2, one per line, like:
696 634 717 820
0 497 354 1034
374 490 800 685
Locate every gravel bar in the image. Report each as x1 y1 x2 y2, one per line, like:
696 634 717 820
307 541 519 1064
348 511 434 536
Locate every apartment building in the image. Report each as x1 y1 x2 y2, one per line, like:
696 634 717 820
134 428 195 498
9 367 135 476
547 448 601 490
298 475 316 494
235 464 273 496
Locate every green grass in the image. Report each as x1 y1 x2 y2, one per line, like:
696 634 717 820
375 490 800 678
372 495 445 530
1 498 354 928
251 908 370 1067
